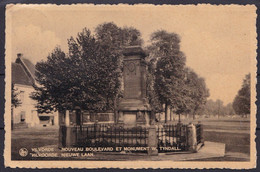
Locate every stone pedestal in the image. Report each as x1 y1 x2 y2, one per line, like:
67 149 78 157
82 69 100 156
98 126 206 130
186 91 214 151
147 125 158 155
117 46 152 127
59 110 76 147
187 123 197 152
65 126 76 147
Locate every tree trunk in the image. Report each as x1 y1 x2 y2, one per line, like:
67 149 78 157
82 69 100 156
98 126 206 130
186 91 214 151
170 108 172 121
193 105 199 120
165 103 168 123
11 107 13 130
114 97 117 123
106 96 110 111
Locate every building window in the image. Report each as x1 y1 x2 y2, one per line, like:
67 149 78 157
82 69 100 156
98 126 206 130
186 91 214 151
20 111 25 122
20 91 25 102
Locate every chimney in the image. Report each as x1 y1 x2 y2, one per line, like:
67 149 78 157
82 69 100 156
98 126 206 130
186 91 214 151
17 53 23 58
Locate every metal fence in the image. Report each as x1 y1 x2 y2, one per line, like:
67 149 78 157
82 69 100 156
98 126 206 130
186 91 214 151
195 123 204 145
74 124 148 149
68 123 203 153
156 124 189 152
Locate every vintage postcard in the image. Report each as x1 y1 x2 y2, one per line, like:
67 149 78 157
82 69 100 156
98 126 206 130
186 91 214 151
4 4 257 169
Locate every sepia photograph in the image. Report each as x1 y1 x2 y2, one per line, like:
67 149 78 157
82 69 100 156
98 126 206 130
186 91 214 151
4 4 257 169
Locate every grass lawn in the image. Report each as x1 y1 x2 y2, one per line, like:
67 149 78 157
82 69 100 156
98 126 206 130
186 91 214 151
11 127 59 160
202 118 250 155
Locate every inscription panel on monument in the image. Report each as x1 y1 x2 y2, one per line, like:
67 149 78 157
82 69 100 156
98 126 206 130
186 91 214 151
123 112 136 126
124 60 141 99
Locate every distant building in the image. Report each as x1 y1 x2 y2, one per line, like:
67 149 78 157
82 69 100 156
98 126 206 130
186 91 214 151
12 54 58 128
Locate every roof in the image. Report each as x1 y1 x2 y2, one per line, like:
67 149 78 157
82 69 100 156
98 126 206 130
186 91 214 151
12 55 35 86
12 63 33 86
21 58 35 78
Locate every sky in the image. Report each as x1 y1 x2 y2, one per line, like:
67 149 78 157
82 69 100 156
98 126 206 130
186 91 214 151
7 4 256 105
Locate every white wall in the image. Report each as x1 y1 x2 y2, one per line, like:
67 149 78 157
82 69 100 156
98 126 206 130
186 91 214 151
12 84 58 127
13 84 38 126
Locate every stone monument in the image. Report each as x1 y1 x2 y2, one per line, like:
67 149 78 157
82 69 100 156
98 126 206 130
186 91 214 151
117 46 152 127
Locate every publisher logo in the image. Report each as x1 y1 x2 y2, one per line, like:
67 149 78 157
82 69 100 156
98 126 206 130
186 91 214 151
19 148 28 157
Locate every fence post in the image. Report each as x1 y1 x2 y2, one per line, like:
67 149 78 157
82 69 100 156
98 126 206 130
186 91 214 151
148 125 158 155
64 110 77 147
187 123 197 152
65 126 76 147
58 125 64 148
58 111 65 148
198 121 204 145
